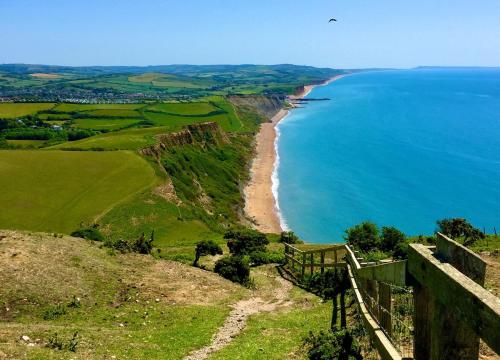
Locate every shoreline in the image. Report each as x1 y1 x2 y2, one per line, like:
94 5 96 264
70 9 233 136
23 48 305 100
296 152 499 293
244 74 345 233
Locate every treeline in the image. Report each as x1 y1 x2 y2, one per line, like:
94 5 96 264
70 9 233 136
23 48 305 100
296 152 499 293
2 128 95 141
344 217 488 261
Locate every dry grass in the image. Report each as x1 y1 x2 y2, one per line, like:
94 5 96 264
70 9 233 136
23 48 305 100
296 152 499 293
30 73 62 79
0 230 248 359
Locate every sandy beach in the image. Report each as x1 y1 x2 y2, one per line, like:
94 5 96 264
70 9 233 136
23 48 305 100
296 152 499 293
244 75 345 233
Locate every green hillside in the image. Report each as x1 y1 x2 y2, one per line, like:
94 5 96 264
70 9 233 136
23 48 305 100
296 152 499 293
0 150 156 233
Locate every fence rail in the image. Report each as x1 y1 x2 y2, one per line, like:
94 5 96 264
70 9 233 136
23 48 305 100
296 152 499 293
283 234 500 360
284 243 346 279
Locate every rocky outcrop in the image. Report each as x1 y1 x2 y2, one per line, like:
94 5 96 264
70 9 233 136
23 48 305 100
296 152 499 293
140 122 229 158
228 95 284 121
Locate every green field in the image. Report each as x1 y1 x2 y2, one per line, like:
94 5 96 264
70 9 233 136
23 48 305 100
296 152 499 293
72 118 141 130
148 102 218 115
6 139 47 147
53 103 144 112
50 126 168 150
0 150 156 233
85 109 142 117
0 102 55 118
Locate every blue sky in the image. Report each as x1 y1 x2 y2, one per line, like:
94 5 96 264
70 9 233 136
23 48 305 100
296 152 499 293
1 0 499 68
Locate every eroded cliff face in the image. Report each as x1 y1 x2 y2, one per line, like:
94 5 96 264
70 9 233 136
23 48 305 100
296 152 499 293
140 122 229 158
228 95 284 121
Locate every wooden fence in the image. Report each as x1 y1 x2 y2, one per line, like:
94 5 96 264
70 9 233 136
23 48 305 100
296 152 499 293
284 234 500 360
284 243 346 279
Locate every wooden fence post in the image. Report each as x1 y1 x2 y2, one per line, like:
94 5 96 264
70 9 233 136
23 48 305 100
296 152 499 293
310 253 314 275
320 251 325 274
413 281 432 360
366 280 379 321
378 282 392 336
301 252 306 280
284 244 288 265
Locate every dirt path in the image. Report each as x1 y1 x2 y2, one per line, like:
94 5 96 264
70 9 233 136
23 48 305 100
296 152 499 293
184 272 293 360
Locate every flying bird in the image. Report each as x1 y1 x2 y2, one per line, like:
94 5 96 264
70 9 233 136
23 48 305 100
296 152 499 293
329 18 337 22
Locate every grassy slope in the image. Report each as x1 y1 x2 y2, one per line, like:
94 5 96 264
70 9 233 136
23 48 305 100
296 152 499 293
0 103 55 118
0 230 247 359
0 150 157 233
0 231 333 360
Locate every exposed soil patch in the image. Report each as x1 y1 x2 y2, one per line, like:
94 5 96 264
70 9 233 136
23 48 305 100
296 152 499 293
30 73 61 79
184 267 294 360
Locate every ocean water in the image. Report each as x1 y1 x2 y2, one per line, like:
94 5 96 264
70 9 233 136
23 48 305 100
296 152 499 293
275 68 500 243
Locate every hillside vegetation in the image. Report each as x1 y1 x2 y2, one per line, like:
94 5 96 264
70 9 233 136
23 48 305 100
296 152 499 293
0 230 332 359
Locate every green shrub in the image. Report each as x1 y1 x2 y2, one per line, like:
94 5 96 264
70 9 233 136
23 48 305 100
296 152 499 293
380 226 406 253
304 329 362 360
47 333 64 350
436 218 485 246
67 296 81 309
43 305 66 320
107 231 155 254
193 240 223 266
224 228 268 255
214 256 250 285
71 227 104 241
249 250 284 266
279 231 301 244
344 222 380 252
46 332 79 352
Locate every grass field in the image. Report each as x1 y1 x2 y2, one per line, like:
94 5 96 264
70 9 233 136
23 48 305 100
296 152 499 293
72 118 141 130
0 103 55 118
0 150 157 233
147 102 218 115
50 126 168 150
6 139 47 148
53 103 144 112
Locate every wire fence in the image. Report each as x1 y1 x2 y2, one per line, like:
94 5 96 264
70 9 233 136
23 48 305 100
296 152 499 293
357 279 414 359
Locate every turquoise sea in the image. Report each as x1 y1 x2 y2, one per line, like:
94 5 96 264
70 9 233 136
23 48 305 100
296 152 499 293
275 68 500 243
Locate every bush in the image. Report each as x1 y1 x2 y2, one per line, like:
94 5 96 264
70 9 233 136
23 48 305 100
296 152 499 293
107 231 155 254
344 222 380 252
436 218 485 246
304 329 362 360
43 305 66 320
193 240 223 266
131 231 155 254
279 231 301 244
224 228 268 255
47 332 79 352
380 226 406 253
249 250 284 266
393 242 409 260
214 256 250 285
71 227 104 241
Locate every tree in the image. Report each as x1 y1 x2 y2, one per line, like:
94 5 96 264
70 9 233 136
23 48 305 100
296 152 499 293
214 256 250 285
436 218 485 246
279 231 301 244
193 240 223 267
131 231 155 254
380 226 406 253
224 229 268 256
344 222 380 252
